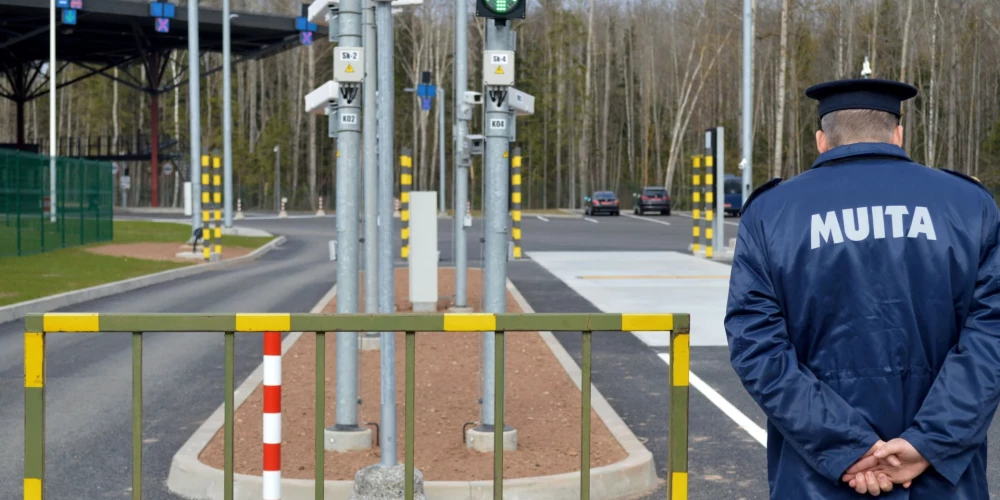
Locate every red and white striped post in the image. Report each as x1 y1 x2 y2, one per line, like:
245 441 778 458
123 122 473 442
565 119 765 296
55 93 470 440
263 331 282 499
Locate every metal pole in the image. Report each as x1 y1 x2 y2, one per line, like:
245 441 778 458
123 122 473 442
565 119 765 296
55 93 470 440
376 0 397 466
334 0 363 432
740 0 753 203
222 0 234 227
363 0 379 327
453 0 468 308
188 0 201 233
150 53 160 208
274 145 280 212
49 0 56 223
482 19 511 432
439 87 446 214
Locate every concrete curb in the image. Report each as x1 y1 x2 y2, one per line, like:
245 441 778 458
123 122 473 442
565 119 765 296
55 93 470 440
0 235 286 326
165 278 658 500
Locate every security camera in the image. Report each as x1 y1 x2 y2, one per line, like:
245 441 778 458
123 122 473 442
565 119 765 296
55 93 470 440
466 134 485 156
463 91 483 105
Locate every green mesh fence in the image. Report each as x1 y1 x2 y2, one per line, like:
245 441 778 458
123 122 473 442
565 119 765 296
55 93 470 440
0 150 114 257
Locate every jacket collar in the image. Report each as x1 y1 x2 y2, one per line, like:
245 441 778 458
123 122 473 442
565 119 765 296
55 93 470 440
810 142 913 169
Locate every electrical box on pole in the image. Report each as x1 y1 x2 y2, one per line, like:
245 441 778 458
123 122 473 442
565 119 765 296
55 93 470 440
483 51 515 86
334 47 364 83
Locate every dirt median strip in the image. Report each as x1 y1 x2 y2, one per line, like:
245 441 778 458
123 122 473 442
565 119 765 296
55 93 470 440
198 267 627 481
84 242 253 262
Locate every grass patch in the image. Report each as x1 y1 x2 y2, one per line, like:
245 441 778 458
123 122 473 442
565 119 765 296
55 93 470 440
0 249 187 306
0 220 274 307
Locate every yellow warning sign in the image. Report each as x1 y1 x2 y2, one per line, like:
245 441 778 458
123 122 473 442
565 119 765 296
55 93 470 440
336 150 341 157
504 151 509 158
346 64 355 73
495 66 504 75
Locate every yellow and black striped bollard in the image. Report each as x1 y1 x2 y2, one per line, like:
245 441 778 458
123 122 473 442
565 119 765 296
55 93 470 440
400 148 412 260
691 156 702 255
704 155 714 259
200 154 213 261
212 155 223 260
511 147 522 259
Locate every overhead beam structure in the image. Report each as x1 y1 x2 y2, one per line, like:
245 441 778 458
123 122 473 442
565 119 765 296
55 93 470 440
0 0 327 206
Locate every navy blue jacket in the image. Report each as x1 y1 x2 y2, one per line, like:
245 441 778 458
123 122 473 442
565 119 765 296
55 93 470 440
725 142 1000 499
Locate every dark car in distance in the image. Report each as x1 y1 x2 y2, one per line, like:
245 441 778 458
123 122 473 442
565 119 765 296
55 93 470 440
724 174 742 216
584 191 620 216
632 186 671 215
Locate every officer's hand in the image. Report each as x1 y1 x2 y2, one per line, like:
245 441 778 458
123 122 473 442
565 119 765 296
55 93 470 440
841 441 896 496
870 438 929 488
843 438 929 491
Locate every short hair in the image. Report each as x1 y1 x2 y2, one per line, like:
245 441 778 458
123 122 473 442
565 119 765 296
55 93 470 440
819 109 900 147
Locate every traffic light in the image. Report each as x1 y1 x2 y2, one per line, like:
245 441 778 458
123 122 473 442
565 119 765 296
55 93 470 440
476 0 525 20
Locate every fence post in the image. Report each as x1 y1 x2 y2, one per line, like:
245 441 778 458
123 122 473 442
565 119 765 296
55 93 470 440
667 318 691 500
263 332 281 500
24 330 45 500
400 148 412 260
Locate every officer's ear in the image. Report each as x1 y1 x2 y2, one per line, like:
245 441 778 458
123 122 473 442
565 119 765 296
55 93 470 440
816 130 830 154
892 124 904 147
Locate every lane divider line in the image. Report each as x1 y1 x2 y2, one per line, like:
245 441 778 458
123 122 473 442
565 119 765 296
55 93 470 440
658 353 768 447
675 212 740 227
624 214 671 226
578 275 730 280
584 217 599 224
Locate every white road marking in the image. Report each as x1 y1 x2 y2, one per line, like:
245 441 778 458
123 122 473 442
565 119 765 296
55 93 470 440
536 215 549 222
675 212 740 227
625 214 671 226
659 353 768 447
584 217 599 224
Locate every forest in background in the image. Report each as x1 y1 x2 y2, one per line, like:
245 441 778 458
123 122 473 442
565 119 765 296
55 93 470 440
2 0 1000 211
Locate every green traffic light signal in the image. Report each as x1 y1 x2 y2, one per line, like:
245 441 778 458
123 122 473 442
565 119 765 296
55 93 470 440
477 0 525 19
482 0 515 14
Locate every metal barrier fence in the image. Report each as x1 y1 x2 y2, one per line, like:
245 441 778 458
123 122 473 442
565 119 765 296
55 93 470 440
24 312 690 500
0 149 113 257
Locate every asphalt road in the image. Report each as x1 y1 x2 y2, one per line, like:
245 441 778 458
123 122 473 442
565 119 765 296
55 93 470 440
16 211 1000 499
0 218 336 499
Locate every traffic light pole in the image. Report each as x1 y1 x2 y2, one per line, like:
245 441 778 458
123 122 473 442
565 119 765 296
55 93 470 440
474 17 516 451
453 0 470 311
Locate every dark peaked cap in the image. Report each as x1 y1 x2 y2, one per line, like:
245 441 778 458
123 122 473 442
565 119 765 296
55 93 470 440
805 78 918 118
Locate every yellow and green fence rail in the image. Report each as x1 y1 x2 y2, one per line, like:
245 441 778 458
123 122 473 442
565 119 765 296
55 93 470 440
24 312 690 500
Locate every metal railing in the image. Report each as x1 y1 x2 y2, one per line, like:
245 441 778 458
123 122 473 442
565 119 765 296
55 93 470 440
23 312 691 500
1 149 114 257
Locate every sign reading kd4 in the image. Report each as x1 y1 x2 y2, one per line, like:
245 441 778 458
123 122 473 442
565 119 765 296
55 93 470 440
333 47 364 83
